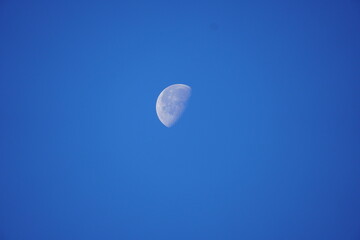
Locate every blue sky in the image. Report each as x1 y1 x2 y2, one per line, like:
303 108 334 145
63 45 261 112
1 0 360 239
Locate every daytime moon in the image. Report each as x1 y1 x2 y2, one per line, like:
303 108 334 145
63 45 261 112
156 84 191 127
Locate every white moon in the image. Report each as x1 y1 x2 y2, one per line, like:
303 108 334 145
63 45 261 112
156 84 192 127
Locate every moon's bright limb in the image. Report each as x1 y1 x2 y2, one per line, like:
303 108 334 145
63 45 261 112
156 84 191 127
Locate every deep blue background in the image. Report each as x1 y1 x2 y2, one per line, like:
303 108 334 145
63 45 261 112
1 0 360 239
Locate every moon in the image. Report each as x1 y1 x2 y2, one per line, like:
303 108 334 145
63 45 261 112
156 84 192 127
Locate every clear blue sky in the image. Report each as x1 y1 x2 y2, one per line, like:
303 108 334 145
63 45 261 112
1 0 360 239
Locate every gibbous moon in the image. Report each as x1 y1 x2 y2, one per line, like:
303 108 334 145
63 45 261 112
156 84 192 127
